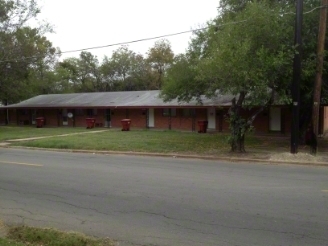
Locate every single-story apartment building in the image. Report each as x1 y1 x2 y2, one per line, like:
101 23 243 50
0 90 328 134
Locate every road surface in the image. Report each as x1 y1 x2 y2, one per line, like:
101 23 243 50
0 148 327 246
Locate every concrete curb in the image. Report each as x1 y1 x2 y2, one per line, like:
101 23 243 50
1 145 328 167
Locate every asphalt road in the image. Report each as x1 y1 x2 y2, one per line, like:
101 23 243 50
0 148 327 246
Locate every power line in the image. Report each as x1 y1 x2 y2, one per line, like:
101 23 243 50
0 4 325 64
284 4 327 15
0 19 248 63
59 20 248 55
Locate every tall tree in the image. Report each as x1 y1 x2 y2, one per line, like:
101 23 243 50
162 1 295 152
77 51 102 92
0 0 58 103
101 46 154 91
147 39 174 89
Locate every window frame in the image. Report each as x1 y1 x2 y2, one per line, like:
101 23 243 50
162 108 177 117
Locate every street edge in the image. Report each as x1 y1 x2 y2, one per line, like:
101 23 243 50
1 145 328 167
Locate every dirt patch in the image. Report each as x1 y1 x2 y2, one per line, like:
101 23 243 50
0 220 8 238
269 152 325 163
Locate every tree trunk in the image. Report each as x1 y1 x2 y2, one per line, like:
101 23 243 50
229 94 246 153
228 91 271 153
230 124 246 152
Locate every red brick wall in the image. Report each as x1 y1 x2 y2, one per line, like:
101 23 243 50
216 107 286 133
7 106 296 134
216 109 230 132
43 109 59 126
16 109 31 125
170 110 193 131
9 109 17 125
111 109 127 128
127 109 147 128
170 109 192 131
250 109 269 133
0 109 6 124
67 109 107 128
153 108 209 131
281 107 291 134
74 113 86 127
154 109 169 129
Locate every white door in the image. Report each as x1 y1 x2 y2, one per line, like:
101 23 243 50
207 108 216 129
270 107 281 131
148 108 155 127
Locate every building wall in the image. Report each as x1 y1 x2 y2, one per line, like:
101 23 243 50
128 109 147 128
16 109 31 125
0 109 6 124
215 107 290 133
281 107 291 134
249 109 269 133
153 108 208 131
111 109 129 128
9 109 17 125
4 106 300 134
43 109 59 126
216 108 229 132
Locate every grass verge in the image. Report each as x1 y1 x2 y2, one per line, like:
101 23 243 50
2 226 115 246
0 126 100 142
11 129 264 155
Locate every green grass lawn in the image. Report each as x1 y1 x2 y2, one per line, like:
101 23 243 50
8 128 263 155
2 226 115 246
0 126 100 141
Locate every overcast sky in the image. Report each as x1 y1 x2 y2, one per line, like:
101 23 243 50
37 0 219 60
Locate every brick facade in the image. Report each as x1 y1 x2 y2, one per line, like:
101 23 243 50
0 109 6 124
0 106 323 134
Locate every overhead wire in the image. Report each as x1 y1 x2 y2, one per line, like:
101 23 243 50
0 19 247 63
0 4 325 64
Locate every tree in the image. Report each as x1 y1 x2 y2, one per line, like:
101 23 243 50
147 39 174 89
100 46 154 91
106 46 135 90
100 55 117 91
0 0 58 103
217 0 328 144
77 51 102 92
56 58 80 92
162 1 295 152
129 54 155 90
56 52 102 92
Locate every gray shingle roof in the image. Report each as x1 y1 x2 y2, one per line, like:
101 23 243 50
1 90 288 109
2 90 234 109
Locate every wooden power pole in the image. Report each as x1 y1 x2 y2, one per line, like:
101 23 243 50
312 0 328 152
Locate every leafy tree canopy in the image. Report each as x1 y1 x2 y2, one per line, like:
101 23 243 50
0 0 59 104
161 0 324 151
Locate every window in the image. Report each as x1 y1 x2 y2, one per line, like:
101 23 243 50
87 109 97 117
75 108 84 116
19 109 29 115
162 108 176 117
182 108 195 117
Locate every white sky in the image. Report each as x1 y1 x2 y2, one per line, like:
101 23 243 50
37 0 219 61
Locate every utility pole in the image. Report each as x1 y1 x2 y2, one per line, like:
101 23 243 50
291 0 303 154
312 0 328 150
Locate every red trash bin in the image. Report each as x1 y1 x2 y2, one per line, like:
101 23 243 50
197 120 208 133
86 118 96 129
35 117 45 128
121 119 131 131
